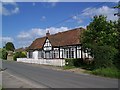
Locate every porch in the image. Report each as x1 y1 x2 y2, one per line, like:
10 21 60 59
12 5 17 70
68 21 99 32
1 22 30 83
17 58 65 66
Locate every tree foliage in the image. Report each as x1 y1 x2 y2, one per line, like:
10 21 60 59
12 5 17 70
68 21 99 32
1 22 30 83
92 45 118 69
0 48 8 60
13 52 27 61
81 15 119 69
81 15 118 49
5 42 15 51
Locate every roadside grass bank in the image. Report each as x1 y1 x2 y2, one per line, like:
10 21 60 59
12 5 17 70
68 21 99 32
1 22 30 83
91 67 120 79
64 58 120 79
63 66 76 70
63 65 120 79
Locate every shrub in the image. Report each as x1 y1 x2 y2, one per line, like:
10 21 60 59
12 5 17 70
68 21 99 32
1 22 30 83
92 45 118 69
65 58 84 67
13 52 26 61
113 52 120 70
0 49 8 60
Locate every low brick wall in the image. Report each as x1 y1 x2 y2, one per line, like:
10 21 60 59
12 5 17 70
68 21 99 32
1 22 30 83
17 58 65 66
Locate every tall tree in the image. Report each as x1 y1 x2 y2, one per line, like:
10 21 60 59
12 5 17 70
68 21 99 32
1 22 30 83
81 15 118 49
5 42 15 51
81 15 119 68
113 1 120 69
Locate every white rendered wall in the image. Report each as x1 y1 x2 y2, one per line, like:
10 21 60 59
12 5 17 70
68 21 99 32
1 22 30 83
33 51 38 59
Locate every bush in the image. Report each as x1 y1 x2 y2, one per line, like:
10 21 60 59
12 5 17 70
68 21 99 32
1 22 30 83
13 52 26 61
113 52 120 70
0 49 8 60
92 45 118 69
65 58 84 67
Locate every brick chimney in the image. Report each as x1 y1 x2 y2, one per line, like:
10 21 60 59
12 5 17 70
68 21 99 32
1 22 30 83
46 30 50 36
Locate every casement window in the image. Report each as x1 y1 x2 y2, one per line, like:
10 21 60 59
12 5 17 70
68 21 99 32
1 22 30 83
84 49 88 58
60 49 64 58
45 51 53 59
70 48 74 58
77 46 82 58
53 49 59 58
38 51 41 58
38 51 44 58
85 48 92 58
66 49 69 58
28 51 33 58
64 48 75 59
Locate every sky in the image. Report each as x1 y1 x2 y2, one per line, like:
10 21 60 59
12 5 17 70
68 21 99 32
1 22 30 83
1 1 119 49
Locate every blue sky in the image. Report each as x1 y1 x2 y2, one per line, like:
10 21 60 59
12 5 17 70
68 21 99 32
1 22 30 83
1 2 118 48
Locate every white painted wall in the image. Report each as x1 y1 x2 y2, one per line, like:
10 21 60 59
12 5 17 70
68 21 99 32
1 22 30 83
27 52 29 58
33 51 38 59
17 58 65 66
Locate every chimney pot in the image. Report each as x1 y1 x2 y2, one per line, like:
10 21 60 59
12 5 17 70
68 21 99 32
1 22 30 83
46 30 50 36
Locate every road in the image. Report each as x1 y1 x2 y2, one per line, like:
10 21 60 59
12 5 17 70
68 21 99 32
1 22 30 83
2 61 118 88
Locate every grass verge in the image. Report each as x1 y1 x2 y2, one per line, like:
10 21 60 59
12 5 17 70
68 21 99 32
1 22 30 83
91 67 120 78
63 66 76 70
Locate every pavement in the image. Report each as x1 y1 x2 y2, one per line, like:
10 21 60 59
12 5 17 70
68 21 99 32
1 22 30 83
2 60 118 88
2 71 36 88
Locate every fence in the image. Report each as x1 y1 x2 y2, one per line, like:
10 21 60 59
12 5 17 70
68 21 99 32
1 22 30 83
17 58 65 66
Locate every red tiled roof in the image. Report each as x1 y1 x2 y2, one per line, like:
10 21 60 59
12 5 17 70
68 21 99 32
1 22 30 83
28 28 84 50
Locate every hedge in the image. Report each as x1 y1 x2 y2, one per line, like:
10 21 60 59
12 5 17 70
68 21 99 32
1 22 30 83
13 52 27 61
65 58 84 67
92 45 118 69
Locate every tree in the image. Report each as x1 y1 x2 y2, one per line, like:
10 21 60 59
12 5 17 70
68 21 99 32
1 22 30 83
113 2 120 69
5 42 15 51
81 15 119 69
0 48 8 60
13 52 26 61
81 15 118 49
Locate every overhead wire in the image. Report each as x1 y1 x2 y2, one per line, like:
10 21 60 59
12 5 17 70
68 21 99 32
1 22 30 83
46 2 109 28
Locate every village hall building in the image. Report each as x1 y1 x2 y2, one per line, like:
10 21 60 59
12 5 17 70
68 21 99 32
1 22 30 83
17 27 92 66
17 28 92 66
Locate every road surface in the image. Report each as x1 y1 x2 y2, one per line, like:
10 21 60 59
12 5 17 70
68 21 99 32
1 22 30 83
2 61 118 88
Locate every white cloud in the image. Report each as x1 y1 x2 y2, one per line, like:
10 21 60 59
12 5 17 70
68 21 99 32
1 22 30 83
12 7 19 14
75 25 87 29
41 1 58 8
0 2 19 16
32 2 36 6
46 27 70 34
16 27 70 48
72 15 83 23
82 6 118 21
0 37 14 44
17 27 70 40
40 16 46 21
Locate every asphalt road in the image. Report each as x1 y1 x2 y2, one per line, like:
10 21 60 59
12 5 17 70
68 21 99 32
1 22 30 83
2 61 118 88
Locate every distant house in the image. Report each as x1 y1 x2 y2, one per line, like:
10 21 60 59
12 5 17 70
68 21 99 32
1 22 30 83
26 27 91 60
15 47 28 53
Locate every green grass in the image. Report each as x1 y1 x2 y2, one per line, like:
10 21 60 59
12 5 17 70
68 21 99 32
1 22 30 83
63 66 76 70
91 67 120 78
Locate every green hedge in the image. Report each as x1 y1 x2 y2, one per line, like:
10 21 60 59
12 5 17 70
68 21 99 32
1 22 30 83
13 52 27 61
65 58 84 67
92 45 118 69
